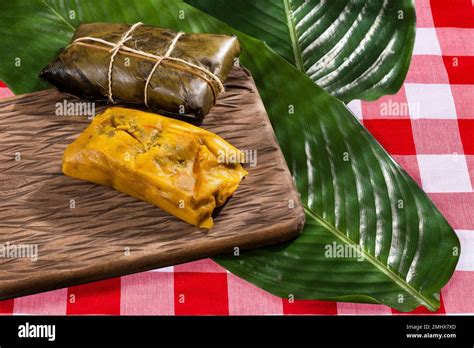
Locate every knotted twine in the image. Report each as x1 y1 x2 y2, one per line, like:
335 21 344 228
71 22 225 105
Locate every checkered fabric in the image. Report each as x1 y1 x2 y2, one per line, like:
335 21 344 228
0 0 472 315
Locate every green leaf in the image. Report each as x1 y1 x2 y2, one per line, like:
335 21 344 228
186 0 416 102
0 0 458 312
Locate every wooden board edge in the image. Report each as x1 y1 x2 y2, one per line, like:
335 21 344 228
0 210 305 301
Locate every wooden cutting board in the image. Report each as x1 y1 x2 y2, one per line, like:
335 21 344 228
0 67 304 300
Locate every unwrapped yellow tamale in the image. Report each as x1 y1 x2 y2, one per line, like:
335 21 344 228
62 107 247 228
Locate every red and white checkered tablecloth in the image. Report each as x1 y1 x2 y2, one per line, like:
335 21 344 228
0 0 472 315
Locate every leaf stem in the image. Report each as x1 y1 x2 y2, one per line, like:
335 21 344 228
283 0 304 72
42 0 75 31
304 206 439 311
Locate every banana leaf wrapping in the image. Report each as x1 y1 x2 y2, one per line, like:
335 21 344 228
40 22 241 117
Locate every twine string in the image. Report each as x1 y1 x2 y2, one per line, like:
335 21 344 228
144 31 184 107
106 22 143 103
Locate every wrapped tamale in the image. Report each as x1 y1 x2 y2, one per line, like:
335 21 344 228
62 107 247 228
40 22 241 117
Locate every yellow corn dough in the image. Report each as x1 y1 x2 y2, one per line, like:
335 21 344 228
62 107 247 228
